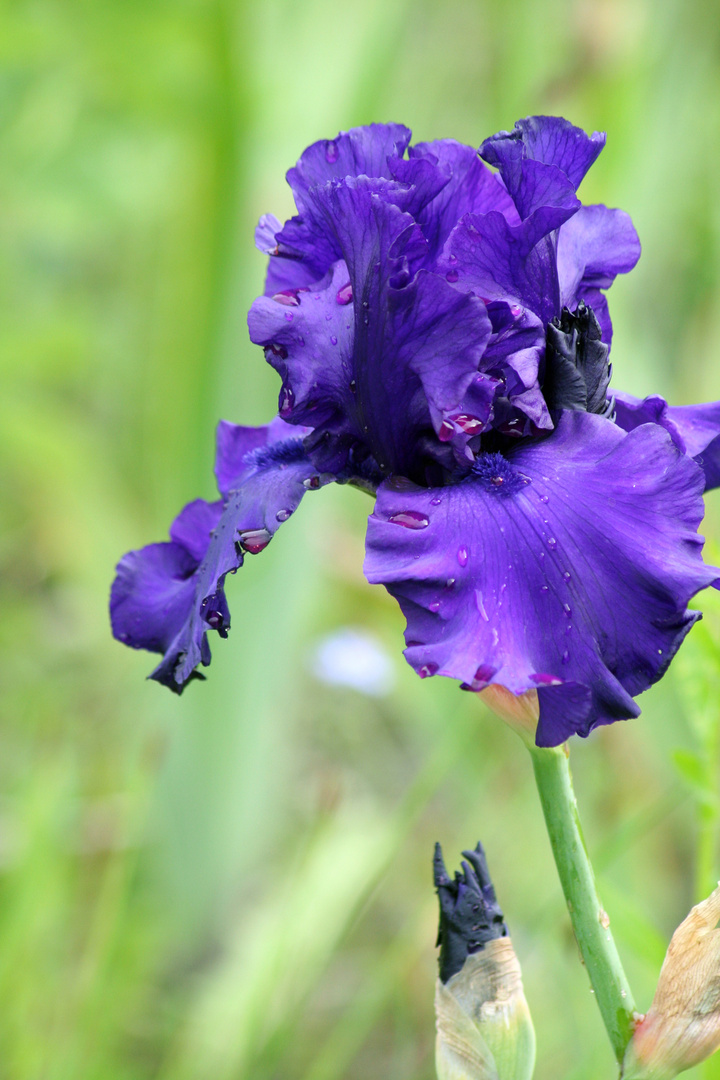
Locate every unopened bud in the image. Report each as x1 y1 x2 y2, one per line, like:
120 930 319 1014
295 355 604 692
434 842 536 1080
623 884 720 1079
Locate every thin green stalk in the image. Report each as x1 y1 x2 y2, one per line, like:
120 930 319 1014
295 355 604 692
529 743 636 1064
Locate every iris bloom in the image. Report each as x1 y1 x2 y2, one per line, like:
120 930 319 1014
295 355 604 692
111 116 720 747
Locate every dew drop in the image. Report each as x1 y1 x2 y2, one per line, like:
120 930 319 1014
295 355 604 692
303 475 321 490
284 311 294 322
457 545 469 567
388 510 429 529
453 413 484 435
445 578 455 588
657 648 663 655
325 313 332 321
430 495 442 506
547 537 557 550
279 385 294 416
330 335 338 345
561 650 570 665
438 420 454 442
510 305 522 318
325 139 339 163
272 290 300 307
276 509 292 522
540 585 549 594
563 603 572 618
531 673 563 686
429 601 441 613
336 282 353 305
445 268 459 283
539 493 549 504
563 571 571 583
349 379 357 394
419 662 438 678
266 343 288 362
565 624 573 636
238 528 272 554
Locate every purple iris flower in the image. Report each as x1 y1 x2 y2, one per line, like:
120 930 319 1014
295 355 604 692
111 116 720 747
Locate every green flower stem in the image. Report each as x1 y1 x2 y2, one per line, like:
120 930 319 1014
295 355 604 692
529 743 636 1064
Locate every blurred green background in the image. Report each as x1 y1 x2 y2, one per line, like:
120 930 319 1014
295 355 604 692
3 0 720 1077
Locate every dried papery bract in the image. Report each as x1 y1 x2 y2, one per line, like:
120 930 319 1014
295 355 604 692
435 940 535 1080
434 843 535 1080
623 884 720 1079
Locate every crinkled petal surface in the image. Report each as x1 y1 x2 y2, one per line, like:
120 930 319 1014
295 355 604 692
480 116 605 198
111 421 322 692
365 411 716 746
557 205 641 308
615 391 720 492
249 177 492 478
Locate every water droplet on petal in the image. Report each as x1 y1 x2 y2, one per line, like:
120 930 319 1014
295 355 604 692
336 282 353 305
561 650 570 665
563 571 571 583
430 496 442 506
510 305 522 318
457 545 469 567
547 537 557 550
284 311 294 322
279 385 294 416
304 475 321 490
445 578 455 588
276 509 292 522
388 510 429 529
438 420 454 442
453 413 484 435
539 494 549 504
325 139 339 163
429 601 441 613
330 335 338 345
540 584 549 594
418 662 438 678
238 528 272 554
272 290 300 307
445 268 459 283
349 379 357 394
563 603 572 618
531 673 563 686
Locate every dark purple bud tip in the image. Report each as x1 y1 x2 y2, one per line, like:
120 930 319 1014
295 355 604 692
543 301 614 419
433 840 508 984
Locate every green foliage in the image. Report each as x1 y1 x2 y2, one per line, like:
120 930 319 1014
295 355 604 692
3 1 720 1077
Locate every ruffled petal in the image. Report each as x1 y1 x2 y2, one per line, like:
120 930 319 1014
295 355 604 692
249 178 491 479
557 205 641 311
442 207 576 324
615 391 720 491
111 423 325 692
364 411 716 746
480 116 605 195
410 140 519 259
286 123 412 209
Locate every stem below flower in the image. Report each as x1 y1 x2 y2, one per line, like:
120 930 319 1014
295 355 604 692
529 743 636 1064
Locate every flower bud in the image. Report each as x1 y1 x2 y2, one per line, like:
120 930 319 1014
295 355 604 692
623 884 720 1079
433 842 536 1080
